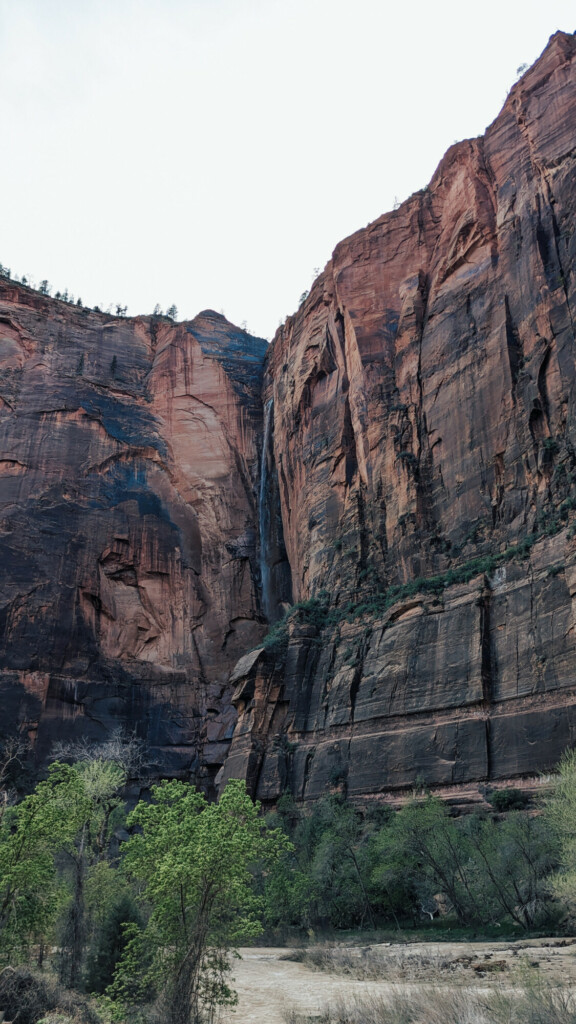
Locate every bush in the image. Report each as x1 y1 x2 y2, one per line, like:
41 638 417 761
0 967 56 1024
0 967 102 1024
488 788 530 812
261 594 336 657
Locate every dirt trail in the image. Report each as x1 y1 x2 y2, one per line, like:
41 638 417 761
225 939 576 1023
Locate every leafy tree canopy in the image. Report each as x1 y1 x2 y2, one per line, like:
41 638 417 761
110 778 289 1024
0 763 90 958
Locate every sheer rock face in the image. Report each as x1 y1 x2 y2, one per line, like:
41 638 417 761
0 289 267 782
222 32 576 802
3 32 576 801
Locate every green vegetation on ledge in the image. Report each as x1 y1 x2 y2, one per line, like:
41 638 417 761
261 510 574 657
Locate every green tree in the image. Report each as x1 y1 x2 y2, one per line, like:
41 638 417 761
85 892 142 994
111 778 288 1024
259 793 313 932
262 795 390 932
0 764 89 961
56 757 129 989
372 797 484 926
467 810 556 929
303 797 376 928
546 748 576 914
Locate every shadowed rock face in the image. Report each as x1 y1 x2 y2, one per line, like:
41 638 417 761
3 32 576 801
222 31 576 803
0 290 267 785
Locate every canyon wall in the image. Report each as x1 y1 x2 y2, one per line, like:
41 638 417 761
2 31 576 801
0 288 267 785
222 31 576 802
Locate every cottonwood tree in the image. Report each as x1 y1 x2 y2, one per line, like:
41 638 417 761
110 778 288 1024
0 763 89 962
51 733 143 988
57 758 129 988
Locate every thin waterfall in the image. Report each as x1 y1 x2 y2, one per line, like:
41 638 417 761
259 398 274 620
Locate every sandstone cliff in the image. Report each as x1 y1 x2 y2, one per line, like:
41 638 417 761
222 31 576 802
2 32 576 802
0 287 267 785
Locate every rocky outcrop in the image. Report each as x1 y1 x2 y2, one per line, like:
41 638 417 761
221 31 576 802
0 286 267 785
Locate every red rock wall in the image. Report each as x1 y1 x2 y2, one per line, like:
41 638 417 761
222 32 576 802
0 288 267 785
3 32 576 802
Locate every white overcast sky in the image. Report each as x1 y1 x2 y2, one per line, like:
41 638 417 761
0 1 574 340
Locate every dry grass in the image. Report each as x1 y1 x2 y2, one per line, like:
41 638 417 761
283 943 486 982
283 976 576 1024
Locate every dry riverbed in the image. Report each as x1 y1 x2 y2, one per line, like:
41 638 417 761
225 938 576 1023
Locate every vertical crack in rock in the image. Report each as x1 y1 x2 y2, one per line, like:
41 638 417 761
356 487 368 573
477 135 499 256
348 654 362 725
480 582 494 710
535 193 562 296
485 718 492 782
258 397 293 622
537 347 553 432
414 270 437 540
542 176 576 332
341 397 358 488
504 295 523 394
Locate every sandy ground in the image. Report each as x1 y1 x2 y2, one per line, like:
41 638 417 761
223 938 576 1024
225 946 387 1023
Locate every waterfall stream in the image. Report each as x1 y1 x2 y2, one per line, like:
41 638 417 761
259 398 274 620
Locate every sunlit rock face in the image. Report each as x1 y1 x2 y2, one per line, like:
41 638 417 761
3 32 576 801
222 31 576 802
0 288 267 785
